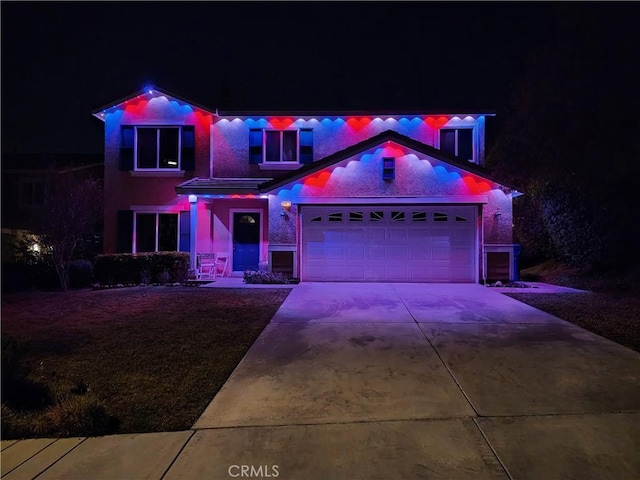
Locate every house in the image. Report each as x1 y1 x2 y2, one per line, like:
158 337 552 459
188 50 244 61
92 87 520 283
1 153 103 262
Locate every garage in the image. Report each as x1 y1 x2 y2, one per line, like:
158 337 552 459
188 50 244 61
301 205 477 282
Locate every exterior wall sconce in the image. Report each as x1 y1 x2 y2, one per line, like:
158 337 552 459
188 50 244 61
494 208 502 218
188 195 198 204
280 200 292 217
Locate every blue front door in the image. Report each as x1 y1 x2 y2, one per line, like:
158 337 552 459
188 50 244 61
233 212 260 271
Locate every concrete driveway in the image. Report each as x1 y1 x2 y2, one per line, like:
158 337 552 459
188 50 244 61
179 283 640 479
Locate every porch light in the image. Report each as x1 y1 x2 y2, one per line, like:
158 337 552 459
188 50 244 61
280 200 292 211
188 195 198 204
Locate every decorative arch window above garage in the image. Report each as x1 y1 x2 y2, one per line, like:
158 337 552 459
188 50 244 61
249 128 313 164
119 125 195 171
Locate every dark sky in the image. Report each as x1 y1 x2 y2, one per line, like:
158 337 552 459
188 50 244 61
0 1 628 155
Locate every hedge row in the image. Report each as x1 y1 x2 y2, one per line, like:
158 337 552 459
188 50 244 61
93 252 190 285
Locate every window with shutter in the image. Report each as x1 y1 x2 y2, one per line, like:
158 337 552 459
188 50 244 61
119 126 134 171
439 128 474 162
249 128 313 164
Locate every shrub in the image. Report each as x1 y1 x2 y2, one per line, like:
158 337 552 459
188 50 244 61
1 334 53 412
158 270 171 285
1 257 58 292
243 270 289 284
69 259 94 289
93 252 189 285
2 394 119 439
42 394 119 437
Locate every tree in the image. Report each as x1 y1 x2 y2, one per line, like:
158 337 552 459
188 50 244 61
487 4 640 271
33 174 102 291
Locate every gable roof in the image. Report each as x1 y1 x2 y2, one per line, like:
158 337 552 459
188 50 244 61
91 86 217 121
260 130 502 193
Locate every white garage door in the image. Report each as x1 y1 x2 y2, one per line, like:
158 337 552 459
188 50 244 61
302 205 477 282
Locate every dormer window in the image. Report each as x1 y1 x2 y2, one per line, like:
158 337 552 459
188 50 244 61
440 128 474 162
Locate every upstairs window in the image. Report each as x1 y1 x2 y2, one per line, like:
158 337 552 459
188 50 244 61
440 128 473 162
266 130 298 162
250 128 313 165
137 127 180 169
120 125 195 171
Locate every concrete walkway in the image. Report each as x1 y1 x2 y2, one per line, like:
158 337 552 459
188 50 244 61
3 283 639 479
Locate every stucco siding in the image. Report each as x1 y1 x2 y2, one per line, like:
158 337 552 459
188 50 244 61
102 95 213 253
212 115 485 178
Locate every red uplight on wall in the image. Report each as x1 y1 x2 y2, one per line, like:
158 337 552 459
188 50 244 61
346 117 372 131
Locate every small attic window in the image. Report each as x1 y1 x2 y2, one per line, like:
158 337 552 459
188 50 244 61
382 157 395 181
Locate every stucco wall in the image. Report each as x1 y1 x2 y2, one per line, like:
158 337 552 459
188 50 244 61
102 95 213 253
266 142 513 247
211 115 486 178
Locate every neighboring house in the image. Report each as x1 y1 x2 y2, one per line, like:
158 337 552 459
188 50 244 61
93 87 520 283
1 153 103 262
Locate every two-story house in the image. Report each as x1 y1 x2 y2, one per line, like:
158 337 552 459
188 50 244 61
93 87 519 283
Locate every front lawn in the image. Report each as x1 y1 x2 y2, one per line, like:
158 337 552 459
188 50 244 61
503 292 640 353
1 286 291 439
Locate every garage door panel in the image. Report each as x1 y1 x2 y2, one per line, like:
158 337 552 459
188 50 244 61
432 248 450 261
365 266 387 280
346 247 365 260
344 266 365 280
302 205 476 282
388 228 409 242
367 246 387 260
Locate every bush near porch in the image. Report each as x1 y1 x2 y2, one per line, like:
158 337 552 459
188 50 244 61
1 286 291 439
93 252 189 285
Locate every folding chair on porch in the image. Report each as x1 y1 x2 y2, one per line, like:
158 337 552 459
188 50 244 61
214 252 230 277
196 253 217 280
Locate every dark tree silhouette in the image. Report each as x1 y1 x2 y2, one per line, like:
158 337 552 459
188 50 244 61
487 4 640 271
33 175 102 291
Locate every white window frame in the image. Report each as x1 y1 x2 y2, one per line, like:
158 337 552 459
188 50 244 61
134 126 182 171
263 129 300 164
438 127 476 163
133 211 180 253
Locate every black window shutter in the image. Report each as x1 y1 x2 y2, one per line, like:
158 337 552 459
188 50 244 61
179 211 190 252
120 126 134 171
116 210 134 253
299 128 313 164
440 129 456 156
249 128 263 164
458 129 473 161
181 126 195 171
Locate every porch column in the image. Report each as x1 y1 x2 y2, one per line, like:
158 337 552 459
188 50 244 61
189 195 198 272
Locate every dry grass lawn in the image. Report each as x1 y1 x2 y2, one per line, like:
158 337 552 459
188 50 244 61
1 286 291 438
504 292 640 353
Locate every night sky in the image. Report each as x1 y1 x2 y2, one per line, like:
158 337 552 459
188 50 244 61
0 2 633 155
